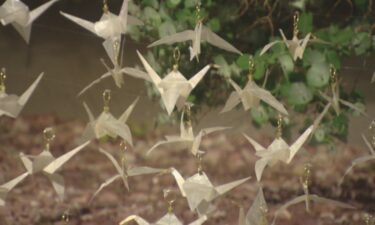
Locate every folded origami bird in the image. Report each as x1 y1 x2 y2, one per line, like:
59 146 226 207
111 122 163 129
340 134 375 185
90 145 165 202
19 128 90 201
221 78 288 115
148 2 240 61
171 167 250 216
238 188 268 225
271 165 354 225
77 58 150 97
60 0 143 63
147 105 229 156
0 172 28 206
137 50 210 115
80 90 138 146
0 68 44 118
320 67 367 116
0 0 59 43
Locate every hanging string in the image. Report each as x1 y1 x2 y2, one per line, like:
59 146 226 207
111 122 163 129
0 68 6 93
102 0 109 14
197 153 203 175
119 141 128 175
195 0 202 24
293 11 300 37
43 127 56 151
102 89 111 112
275 114 283 138
172 47 181 71
248 56 255 81
302 163 312 212
163 189 176 214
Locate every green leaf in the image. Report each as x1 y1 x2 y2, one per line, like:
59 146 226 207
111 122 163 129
287 82 313 105
279 54 294 76
303 49 325 67
143 0 159 8
236 54 251 70
166 0 182 8
251 106 269 125
184 0 196 7
207 18 221 32
158 21 176 38
306 62 330 88
143 7 161 24
325 50 341 69
298 12 313 35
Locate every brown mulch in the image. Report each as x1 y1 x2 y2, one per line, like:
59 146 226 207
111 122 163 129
0 115 374 225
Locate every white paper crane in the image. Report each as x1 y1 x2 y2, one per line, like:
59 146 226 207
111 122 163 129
18 128 90 201
171 167 251 216
340 134 375 185
77 58 150 97
90 145 165 202
260 13 312 61
80 90 138 146
238 188 268 225
0 0 59 43
137 50 211 115
0 68 44 118
271 165 354 225
60 0 143 63
147 105 229 156
320 67 367 116
120 214 207 225
120 189 207 225
148 0 241 61
221 64 288 115
0 172 28 206
244 121 313 181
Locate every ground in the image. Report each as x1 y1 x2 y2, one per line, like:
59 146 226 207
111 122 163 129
0 115 374 225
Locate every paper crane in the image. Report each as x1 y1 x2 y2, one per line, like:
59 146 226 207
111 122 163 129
170 156 251 216
119 189 208 225
320 66 367 116
271 164 354 225
137 49 211 115
0 0 59 43
148 1 241 61
238 188 268 225
77 58 150 97
80 90 138 146
260 12 312 61
91 142 165 202
18 128 90 201
60 0 143 63
221 58 288 115
0 172 28 206
244 114 314 181
147 104 229 156
0 68 44 118
340 127 375 184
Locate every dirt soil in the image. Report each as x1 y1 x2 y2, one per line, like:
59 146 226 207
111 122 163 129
0 115 374 225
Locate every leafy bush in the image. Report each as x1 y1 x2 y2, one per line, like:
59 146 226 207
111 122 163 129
127 0 374 143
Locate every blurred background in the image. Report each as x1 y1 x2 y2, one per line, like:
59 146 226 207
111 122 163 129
0 0 374 224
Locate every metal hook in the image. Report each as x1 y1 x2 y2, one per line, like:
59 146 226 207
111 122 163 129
195 0 202 24
197 153 204 174
173 47 180 71
103 0 109 14
120 141 128 172
103 89 111 112
163 189 176 214
293 11 300 37
43 127 55 151
0 68 6 93
248 56 255 81
276 114 283 138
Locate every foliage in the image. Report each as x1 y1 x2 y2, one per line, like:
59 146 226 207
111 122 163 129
127 0 374 143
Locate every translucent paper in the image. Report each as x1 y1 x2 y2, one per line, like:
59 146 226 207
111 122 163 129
0 72 44 118
148 22 242 61
90 148 164 202
18 141 90 201
221 78 288 116
238 188 268 225
0 172 28 206
147 110 229 156
171 168 250 215
80 97 138 146
77 59 150 96
0 0 59 43
119 214 207 225
260 29 311 61
137 50 211 115
60 0 143 62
